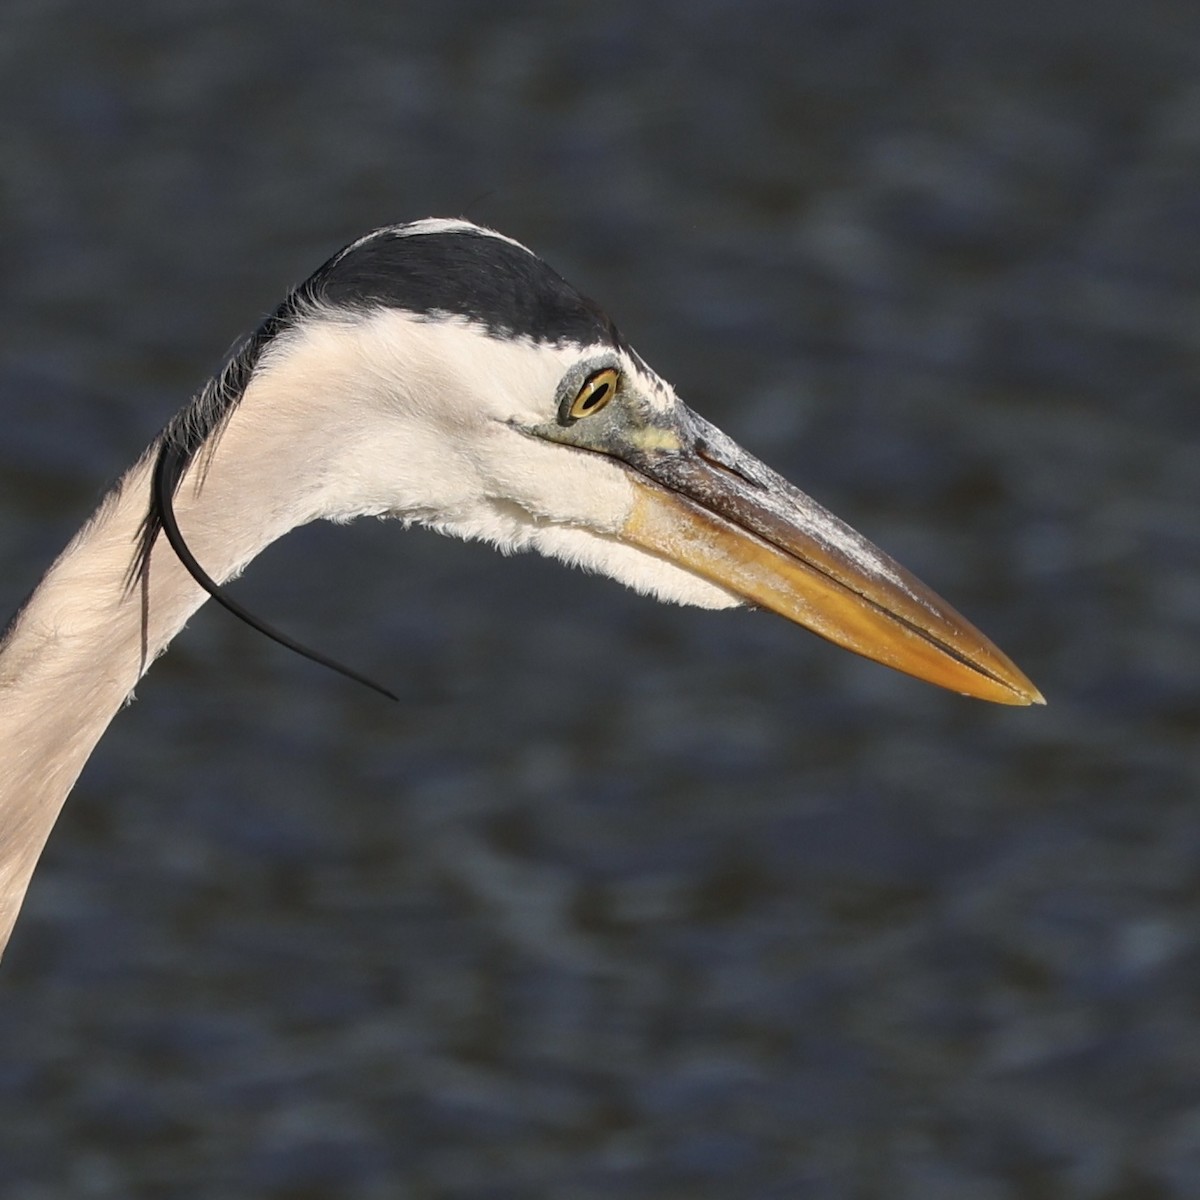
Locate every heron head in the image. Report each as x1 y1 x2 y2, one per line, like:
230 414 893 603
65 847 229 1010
178 219 1043 705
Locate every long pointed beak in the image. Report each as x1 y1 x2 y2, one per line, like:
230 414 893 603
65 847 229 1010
616 413 1043 706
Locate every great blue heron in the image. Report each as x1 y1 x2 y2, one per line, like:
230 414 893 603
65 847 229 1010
0 219 1041 957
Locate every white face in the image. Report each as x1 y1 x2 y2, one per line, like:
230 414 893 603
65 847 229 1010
246 306 743 610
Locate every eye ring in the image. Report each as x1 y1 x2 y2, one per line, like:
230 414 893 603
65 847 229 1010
567 367 619 421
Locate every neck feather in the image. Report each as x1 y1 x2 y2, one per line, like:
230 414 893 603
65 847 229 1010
0 369 342 955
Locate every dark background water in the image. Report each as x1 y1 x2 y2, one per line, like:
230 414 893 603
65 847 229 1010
1 2 1198 1196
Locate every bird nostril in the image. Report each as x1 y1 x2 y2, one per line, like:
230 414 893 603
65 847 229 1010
695 439 763 489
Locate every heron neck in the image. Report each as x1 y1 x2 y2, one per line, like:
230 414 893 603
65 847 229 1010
0 410 325 955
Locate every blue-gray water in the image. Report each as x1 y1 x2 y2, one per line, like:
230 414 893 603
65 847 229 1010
1 3 1198 1197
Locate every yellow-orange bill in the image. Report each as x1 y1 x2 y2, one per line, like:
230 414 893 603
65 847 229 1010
620 473 1043 706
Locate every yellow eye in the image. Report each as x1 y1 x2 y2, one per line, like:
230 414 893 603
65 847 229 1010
568 367 619 421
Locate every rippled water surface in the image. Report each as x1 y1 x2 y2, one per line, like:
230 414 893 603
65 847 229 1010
2 3 1198 1196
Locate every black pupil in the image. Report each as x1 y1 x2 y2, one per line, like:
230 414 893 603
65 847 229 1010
582 381 609 410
